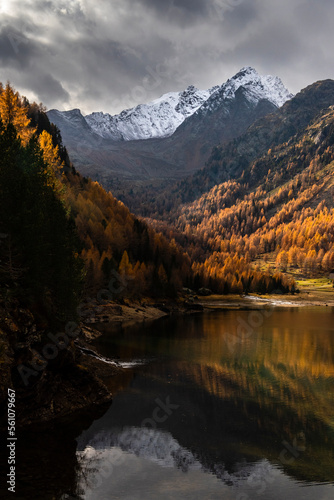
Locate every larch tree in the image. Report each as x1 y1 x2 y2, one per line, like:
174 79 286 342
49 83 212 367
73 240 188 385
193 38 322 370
0 83 35 145
38 130 63 172
119 250 133 276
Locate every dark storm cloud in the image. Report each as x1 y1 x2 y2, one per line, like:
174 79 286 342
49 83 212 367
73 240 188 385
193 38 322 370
136 0 209 22
27 72 70 103
221 1 259 31
0 0 333 114
0 22 39 68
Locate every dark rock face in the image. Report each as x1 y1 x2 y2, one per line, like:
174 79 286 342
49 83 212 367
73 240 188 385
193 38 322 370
149 88 278 176
0 303 114 429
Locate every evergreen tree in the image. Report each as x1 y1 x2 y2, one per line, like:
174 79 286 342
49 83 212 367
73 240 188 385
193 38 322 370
0 119 83 322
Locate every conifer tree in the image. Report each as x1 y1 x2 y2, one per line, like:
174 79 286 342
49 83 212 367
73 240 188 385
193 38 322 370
0 118 82 322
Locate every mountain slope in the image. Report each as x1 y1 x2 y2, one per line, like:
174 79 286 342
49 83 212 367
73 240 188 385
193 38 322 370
148 104 334 288
84 66 292 141
134 79 334 217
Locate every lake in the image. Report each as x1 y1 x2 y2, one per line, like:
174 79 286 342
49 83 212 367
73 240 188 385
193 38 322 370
7 307 334 500
73 307 334 500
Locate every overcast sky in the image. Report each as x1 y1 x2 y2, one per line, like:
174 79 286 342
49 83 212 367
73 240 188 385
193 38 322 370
0 0 333 115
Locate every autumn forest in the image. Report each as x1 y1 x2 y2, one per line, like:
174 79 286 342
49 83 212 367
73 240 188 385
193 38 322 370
2 80 334 327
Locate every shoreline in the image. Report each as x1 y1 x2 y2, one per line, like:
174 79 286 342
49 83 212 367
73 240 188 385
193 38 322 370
81 289 334 333
199 292 334 310
79 297 205 337
78 289 334 344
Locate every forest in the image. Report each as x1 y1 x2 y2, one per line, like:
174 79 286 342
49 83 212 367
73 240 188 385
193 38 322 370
140 100 334 293
0 83 197 325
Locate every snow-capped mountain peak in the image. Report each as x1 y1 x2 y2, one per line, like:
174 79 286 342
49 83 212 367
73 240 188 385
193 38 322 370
52 68 293 143
194 67 294 118
222 66 293 107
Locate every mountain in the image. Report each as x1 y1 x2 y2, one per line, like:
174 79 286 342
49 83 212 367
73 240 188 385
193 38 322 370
47 67 293 185
187 79 334 198
149 67 292 175
84 67 292 141
85 84 218 141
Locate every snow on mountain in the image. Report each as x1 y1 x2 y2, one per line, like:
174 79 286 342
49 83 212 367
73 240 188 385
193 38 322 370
84 84 218 141
224 66 293 107
77 426 279 486
47 68 293 148
197 66 294 116
83 67 292 142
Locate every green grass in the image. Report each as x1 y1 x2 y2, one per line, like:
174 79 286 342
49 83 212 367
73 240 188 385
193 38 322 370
296 277 332 288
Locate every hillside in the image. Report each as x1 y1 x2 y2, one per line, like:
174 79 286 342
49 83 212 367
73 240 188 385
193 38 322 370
127 79 334 217
147 103 334 290
0 84 201 329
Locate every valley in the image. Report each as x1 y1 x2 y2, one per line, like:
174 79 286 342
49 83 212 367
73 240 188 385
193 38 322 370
49 71 334 295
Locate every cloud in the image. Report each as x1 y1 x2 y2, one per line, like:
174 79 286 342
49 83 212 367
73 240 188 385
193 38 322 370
0 0 333 114
27 72 70 104
136 0 210 26
0 21 40 69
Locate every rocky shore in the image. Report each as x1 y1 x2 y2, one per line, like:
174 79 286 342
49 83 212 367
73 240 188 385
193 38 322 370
0 297 204 428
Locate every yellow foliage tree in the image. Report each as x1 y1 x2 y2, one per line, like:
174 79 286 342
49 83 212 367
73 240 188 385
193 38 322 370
38 130 64 189
119 250 133 276
0 82 35 145
38 130 63 172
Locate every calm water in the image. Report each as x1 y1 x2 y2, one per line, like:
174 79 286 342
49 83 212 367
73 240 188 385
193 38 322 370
4 308 334 500
72 307 334 500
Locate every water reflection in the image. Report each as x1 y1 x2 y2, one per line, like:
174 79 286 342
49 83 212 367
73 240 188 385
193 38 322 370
74 308 334 498
0 405 110 500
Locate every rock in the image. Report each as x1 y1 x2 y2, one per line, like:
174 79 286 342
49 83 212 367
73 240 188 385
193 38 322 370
185 303 204 311
197 288 212 296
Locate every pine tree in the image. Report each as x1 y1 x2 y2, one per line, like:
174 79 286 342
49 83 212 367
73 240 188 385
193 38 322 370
0 120 83 322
